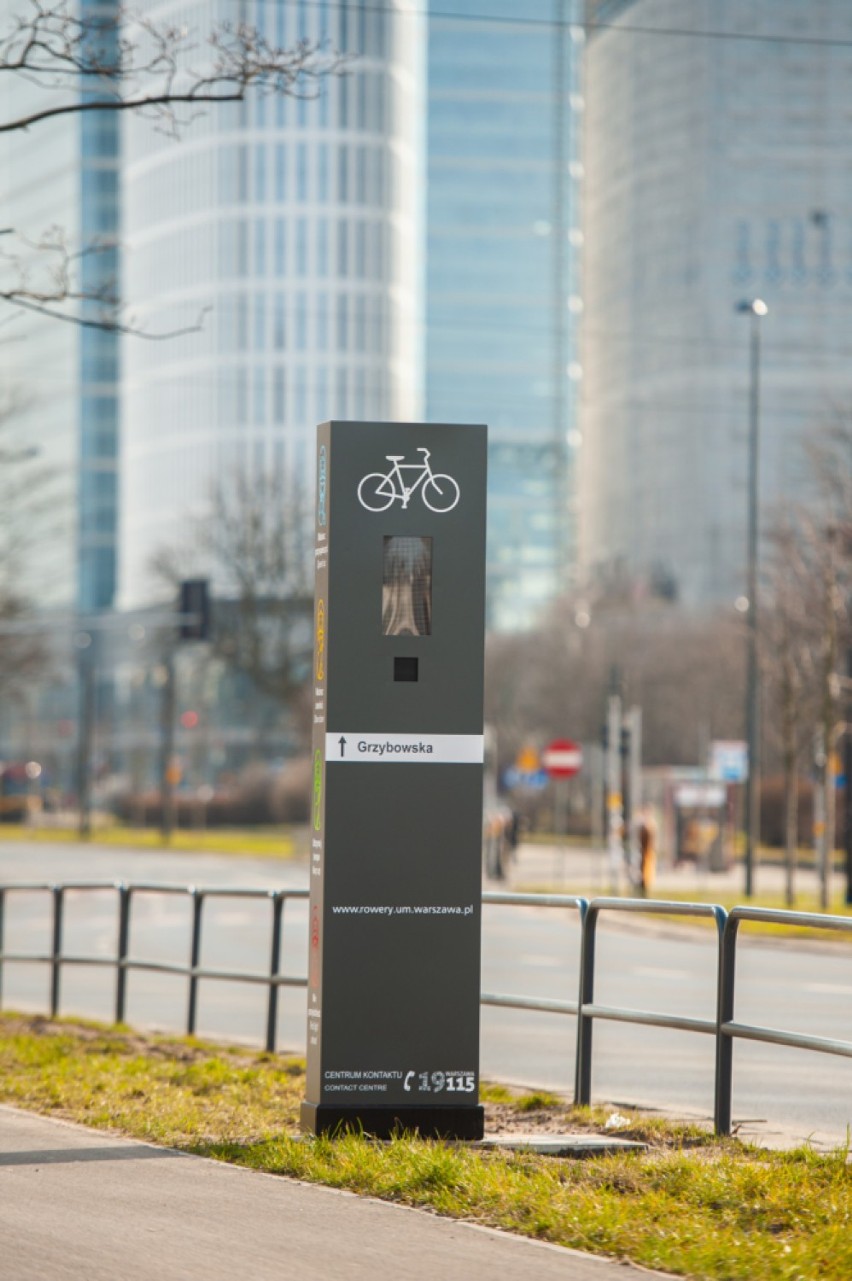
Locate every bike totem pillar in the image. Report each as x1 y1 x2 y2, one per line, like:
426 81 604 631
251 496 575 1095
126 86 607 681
301 420 487 1140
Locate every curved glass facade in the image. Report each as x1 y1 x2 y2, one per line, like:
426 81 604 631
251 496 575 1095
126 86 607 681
119 0 424 608
425 0 585 631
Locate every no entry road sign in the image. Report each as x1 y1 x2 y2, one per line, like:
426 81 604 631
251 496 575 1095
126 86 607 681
542 738 583 780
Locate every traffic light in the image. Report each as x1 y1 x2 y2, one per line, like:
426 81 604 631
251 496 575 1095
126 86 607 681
179 579 210 641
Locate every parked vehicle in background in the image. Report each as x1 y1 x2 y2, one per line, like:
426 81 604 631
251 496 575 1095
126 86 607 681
0 762 43 822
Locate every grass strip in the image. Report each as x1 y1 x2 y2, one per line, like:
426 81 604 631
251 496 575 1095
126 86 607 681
0 824 298 858
0 1013 849 1279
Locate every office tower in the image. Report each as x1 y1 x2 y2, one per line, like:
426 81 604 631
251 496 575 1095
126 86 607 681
0 0 121 614
79 0 122 611
581 0 852 607
119 0 425 608
426 0 585 631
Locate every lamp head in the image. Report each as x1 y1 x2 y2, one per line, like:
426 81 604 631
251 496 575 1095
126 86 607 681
736 298 768 317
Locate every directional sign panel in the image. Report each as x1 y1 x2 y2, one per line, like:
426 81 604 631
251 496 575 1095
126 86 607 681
709 739 748 783
327 732 484 764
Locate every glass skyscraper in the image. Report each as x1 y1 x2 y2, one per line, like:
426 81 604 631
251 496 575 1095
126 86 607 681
119 0 425 608
581 0 852 606
0 0 121 615
426 0 585 630
79 0 121 612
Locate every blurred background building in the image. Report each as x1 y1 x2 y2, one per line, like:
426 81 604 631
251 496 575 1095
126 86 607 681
5 0 852 814
0 0 121 616
6 0 584 791
425 0 585 630
78 0 122 613
1 0 585 634
120 0 425 609
581 0 852 606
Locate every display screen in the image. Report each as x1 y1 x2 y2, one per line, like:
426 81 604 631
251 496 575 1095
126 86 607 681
382 536 432 636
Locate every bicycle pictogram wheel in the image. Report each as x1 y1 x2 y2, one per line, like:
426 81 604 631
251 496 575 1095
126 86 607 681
358 472 396 511
422 473 460 512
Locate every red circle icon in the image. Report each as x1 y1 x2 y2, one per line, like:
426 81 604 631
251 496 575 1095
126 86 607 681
541 738 583 779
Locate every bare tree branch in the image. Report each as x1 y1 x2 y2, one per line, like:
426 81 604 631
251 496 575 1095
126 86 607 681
0 2 345 334
0 226 213 336
4 291 211 338
0 3 343 133
152 467 314 722
203 470 314 710
0 403 61 697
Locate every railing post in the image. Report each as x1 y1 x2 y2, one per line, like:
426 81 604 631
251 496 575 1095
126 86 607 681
115 885 131 1025
186 890 204 1037
50 885 64 1018
266 892 284 1053
714 912 739 1136
574 904 598 1105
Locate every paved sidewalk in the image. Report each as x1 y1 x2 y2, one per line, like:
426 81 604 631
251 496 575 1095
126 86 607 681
0 1106 668 1281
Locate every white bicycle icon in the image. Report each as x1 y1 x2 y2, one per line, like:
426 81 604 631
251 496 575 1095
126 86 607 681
357 447 460 513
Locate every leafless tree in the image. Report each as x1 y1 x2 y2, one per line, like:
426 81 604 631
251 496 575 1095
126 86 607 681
205 469 313 712
805 411 852 551
761 511 818 904
486 589 744 777
801 419 852 906
0 226 205 338
1 1 337 133
0 0 342 333
758 416 852 905
154 468 314 740
0 407 63 700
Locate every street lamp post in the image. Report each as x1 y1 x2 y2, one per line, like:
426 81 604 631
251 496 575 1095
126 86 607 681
738 298 768 899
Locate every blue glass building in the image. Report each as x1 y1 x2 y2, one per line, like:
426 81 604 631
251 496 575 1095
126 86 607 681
79 0 121 612
0 0 121 617
426 0 585 630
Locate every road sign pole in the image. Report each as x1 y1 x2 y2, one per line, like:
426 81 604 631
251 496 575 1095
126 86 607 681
554 779 567 883
540 739 584 885
625 705 642 882
606 696 623 894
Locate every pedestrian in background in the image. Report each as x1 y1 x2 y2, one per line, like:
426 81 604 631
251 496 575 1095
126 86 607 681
637 806 657 897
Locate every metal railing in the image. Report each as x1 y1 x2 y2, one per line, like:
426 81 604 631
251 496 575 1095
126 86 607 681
574 897 727 1112
0 881 308 1053
480 890 587 1018
2 882 851 1136
715 905 852 1135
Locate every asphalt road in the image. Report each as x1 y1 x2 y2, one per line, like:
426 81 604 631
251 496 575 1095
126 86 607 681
0 1106 659 1281
1 839 851 1148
